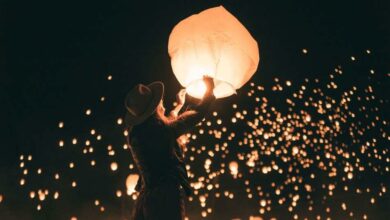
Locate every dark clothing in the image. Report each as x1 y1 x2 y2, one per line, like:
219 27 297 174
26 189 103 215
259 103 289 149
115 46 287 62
126 94 215 220
132 180 186 220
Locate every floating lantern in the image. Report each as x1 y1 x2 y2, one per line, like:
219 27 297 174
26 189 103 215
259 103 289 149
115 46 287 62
168 6 259 98
126 174 139 195
229 161 239 176
110 162 118 171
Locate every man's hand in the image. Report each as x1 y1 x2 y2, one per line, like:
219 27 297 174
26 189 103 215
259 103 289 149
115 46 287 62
176 89 186 105
203 75 215 95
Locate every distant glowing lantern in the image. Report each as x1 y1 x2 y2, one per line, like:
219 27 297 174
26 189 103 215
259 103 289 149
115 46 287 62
168 6 260 98
126 174 139 195
53 191 59 199
110 162 118 171
229 161 239 176
38 190 45 201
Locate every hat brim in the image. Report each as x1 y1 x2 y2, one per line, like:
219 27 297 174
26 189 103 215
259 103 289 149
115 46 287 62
125 81 164 126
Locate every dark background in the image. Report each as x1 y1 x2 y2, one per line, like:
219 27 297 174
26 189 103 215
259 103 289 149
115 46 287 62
1 0 389 219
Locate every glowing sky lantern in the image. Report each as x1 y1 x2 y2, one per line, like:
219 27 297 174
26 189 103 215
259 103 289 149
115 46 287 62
110 162 118 171
168 6 259 98
126 174 139 195
229 161 239 176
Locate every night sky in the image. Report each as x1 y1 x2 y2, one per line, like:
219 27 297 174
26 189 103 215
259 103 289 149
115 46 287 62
1 0 390 219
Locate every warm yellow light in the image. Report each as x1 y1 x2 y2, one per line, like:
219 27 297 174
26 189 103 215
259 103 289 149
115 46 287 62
38 190 45 201
185 79 207 98
54 191 59 199
168 6 259 99
126 174 139 195
110 162 118 171
30 191 35 199
229 161 239 176
116 190 122 197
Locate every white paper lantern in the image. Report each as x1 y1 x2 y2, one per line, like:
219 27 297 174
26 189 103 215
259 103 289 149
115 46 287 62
126 174 139 195
168 6 260 98
229 161 239 176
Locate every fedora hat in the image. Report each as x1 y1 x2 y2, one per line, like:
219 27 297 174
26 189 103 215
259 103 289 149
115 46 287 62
124 81 164 125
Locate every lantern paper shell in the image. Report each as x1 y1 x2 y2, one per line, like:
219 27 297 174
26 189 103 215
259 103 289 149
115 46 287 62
229 161 239 175
168 6 260 98
126 174 139 195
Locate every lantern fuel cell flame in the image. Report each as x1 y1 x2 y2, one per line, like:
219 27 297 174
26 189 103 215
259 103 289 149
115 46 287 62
186 79 207 99
186 78 236 99
168 6 260 98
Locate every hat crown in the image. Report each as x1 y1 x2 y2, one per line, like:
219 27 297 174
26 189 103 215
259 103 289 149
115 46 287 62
124 81 164 125
126 84 154 116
